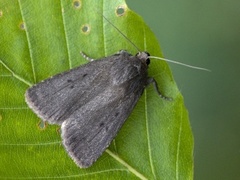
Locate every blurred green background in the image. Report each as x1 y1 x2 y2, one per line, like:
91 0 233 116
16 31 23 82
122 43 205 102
127 0 240 180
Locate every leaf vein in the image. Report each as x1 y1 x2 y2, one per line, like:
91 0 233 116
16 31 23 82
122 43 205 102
60 1 71 69
144 25 156 179
144 90 156 179
176 104 183 179
0 169 128 179
18 0 36 84
0 59 32 86
106 149 148 180
0 107 28 110
102 1 107 56
0 141 61 146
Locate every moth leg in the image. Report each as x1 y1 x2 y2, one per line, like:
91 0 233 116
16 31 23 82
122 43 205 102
80 51 95 62
147 77 172 100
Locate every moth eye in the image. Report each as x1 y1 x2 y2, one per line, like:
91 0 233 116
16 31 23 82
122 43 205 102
146 58 150 65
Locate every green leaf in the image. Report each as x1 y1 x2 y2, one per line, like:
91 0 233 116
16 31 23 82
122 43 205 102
0 0 193 179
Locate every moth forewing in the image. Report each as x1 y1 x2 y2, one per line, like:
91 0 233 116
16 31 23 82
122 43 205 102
25 50 161 168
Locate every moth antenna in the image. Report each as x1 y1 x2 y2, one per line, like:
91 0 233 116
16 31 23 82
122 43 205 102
101 10 209 72
101 14 141 52
149 56 210 72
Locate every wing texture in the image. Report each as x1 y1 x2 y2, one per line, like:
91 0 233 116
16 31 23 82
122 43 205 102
61 78 144 168
25 50 149 168
26 55 115 124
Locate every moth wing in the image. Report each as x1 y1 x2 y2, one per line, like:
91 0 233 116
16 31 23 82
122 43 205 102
61 85 143 168
25 57 115 125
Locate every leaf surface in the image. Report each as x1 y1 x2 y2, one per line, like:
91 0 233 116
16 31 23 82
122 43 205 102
0 0 193 179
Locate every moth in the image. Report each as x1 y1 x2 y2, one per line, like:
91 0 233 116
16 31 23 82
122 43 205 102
24 7 208 167
25 49 167 168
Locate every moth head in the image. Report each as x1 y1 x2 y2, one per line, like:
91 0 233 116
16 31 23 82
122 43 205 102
136 51 150 66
